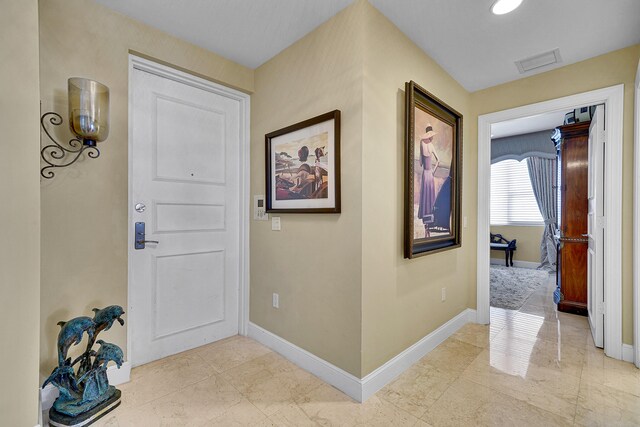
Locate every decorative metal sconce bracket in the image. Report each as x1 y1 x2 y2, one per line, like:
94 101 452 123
40 112 100 179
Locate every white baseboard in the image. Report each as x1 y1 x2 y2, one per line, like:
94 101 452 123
248 308 476 403
40 361 131 412
490 258 540 269
360 308 475 401
465 308 478 323
248 323 363 401
622 344 635 363
106 360 131 385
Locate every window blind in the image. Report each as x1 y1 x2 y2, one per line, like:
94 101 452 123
490 159 544 226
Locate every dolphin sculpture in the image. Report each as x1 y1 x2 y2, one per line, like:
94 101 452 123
42 365 79 402
45 306 125 421
91 305 125 333
56 316 95 366
93 340 124 369
73 306 124 378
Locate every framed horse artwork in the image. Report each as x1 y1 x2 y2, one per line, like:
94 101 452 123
265 110 341 214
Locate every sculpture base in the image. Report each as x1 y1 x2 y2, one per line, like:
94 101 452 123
49 390 121 427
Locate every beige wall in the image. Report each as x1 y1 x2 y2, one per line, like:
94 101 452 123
249 0 478 378
250 1 365 376
36 0 639 391
360 4 475 376
38 0 254 379
0 1 41 424
490 226 544 264
472 44 640 344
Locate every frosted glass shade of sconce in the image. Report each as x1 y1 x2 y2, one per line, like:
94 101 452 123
68 77 109 146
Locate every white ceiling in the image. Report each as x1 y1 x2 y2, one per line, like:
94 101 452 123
369 0 640 91
491 110 567 139
94 0 353 69
95 0 640 92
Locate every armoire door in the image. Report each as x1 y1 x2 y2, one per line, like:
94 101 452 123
558 121 590 315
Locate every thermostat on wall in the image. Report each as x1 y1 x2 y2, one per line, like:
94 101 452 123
254 195 268 221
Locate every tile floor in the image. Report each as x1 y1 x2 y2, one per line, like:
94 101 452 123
91 275 640 426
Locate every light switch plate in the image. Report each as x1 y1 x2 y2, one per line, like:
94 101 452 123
272 217 281 231
254 195 268 221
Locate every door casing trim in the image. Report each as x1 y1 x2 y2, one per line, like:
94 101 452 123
477 84 624 360
127 55 251 365
633 59 640 368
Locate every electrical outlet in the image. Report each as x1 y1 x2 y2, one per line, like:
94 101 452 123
441 288 446 302
272 293 279 309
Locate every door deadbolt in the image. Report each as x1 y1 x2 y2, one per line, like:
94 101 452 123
135 203 146 213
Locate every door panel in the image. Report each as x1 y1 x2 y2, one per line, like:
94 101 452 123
154 96 226 184
130 68 240 366
153 251 226 339
154 203 225 233
587 105 605 348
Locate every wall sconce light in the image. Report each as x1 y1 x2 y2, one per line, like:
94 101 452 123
40 78 110 179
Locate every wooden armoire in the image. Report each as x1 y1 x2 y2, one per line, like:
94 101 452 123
556 121 590 315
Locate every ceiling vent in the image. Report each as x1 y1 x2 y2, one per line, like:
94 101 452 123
515 48 562 74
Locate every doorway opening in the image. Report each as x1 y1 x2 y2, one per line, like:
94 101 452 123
477 85 624 360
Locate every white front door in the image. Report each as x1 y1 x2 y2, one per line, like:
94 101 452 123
130 66 241 366
587 105 605 348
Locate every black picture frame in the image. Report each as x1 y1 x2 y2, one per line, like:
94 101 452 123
265 110 341 213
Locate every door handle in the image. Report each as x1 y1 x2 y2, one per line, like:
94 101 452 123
558 237 588 243
134 222 159 249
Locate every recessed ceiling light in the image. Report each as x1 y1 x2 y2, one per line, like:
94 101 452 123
491 0 523 15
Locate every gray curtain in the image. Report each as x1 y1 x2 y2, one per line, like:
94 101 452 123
527 157 557 270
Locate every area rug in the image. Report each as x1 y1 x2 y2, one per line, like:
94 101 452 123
490 265 551 310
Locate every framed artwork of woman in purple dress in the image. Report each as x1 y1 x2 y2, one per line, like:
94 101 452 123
404 81 462 258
